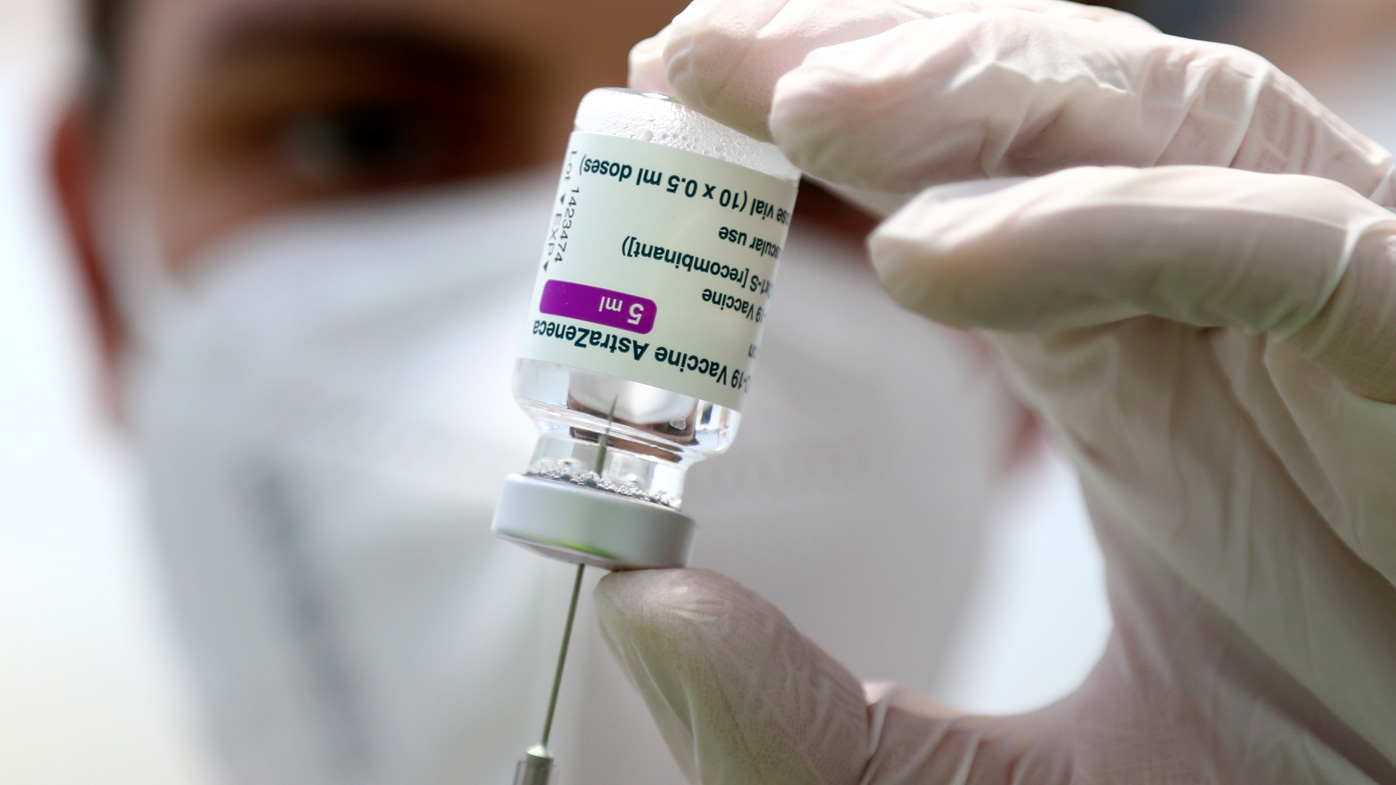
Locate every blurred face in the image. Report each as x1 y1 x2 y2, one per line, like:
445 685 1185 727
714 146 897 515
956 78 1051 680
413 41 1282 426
100 0 683 272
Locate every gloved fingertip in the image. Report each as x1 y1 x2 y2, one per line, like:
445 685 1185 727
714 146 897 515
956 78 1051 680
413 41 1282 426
767 30 921 189
868 177 1040 319
595 569 744 644
867 223 938 316
657 5 781 141
1286 229 1396 402
596 569 873 785
862 681 899 705
628 30 673 93
594 568 682 622
768 14 996 191
866 189 979 319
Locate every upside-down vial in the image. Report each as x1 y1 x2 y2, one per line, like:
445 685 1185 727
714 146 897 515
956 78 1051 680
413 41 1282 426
492 88 800 569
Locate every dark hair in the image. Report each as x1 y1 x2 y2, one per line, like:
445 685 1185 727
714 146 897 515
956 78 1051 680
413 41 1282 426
85 0 126 102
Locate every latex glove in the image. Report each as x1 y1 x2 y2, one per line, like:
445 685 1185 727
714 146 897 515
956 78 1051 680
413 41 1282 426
599 2 1396 783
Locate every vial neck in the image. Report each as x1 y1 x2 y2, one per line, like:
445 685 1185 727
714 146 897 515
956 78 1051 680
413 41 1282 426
526 433 691 508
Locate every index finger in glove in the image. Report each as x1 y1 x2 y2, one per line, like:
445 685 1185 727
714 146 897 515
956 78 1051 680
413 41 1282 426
768 9 1396 200
629 0 1155 139
870 167 1396 401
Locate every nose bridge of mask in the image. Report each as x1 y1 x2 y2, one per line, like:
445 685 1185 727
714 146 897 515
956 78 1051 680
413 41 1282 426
119 172 557 465
118 171 556 360
104 169 554 346
199 172 554 330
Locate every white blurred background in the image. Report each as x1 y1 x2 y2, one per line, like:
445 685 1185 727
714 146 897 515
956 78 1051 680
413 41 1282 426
0 2 1112 783
0 2 219 783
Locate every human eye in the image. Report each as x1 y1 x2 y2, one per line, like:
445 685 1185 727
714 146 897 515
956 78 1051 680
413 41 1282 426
177 47 532 204
274 97 447 187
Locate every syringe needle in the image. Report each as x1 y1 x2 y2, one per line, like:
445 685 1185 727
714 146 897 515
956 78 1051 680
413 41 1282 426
541 562 586 749
513 562 586 785
515 402 609 784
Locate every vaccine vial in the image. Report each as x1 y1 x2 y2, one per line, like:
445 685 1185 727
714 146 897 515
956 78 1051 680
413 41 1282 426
492 88 800 569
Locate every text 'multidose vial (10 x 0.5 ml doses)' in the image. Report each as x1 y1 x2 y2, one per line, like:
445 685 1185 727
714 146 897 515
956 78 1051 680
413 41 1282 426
492 88 800 569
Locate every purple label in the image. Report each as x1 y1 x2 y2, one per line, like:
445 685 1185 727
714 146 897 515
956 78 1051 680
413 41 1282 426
539 280 657 334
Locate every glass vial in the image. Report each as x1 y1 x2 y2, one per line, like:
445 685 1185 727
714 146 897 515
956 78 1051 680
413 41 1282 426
492 88 800 569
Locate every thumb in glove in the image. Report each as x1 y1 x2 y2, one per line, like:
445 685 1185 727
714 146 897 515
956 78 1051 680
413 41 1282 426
595 569 1075 785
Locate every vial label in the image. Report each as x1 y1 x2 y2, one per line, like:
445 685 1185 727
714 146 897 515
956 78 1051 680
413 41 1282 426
518 131 798 412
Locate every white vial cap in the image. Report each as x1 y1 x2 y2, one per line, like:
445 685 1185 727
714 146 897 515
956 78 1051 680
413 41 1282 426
574 88 800 183
491 475 697 570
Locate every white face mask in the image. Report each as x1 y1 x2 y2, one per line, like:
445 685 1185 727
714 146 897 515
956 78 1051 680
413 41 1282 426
120 174 553 457
108 174 578 784
101 167 1024 785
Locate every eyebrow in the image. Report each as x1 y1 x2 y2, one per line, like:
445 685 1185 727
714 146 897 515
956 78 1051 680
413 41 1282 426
203 14 535 86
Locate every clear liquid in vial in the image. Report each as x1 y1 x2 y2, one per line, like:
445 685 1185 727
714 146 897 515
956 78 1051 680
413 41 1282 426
513 358 740 507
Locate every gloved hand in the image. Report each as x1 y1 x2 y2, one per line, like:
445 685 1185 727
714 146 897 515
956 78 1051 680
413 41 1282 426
597 2 1396 783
